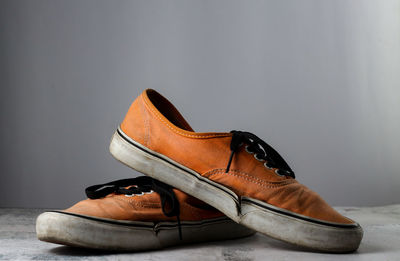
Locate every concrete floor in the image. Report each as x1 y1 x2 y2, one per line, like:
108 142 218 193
0 205 399 260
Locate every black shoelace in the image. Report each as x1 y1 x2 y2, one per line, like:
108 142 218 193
226 130 295 179
85 176 182 239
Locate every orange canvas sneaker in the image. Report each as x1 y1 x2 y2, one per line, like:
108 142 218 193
110 89 363 253
36 176 254 251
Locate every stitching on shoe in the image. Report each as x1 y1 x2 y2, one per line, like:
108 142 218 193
204 168 295 188
142 95 231 139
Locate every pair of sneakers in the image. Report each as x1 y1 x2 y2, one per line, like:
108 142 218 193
36 89 363 253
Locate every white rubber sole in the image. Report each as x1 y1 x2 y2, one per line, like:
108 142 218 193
110 128 363 253
36 211 254 251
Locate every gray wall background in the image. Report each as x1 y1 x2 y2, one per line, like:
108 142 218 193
1 0 399 208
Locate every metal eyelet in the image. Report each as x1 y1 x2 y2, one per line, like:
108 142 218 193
245 146 254 154
275 169 285 177
254 154 265 161
124 194 135 197
263 162 273 169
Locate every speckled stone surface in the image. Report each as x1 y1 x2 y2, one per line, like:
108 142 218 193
0 205 399 260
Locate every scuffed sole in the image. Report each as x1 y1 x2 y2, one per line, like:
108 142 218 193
110 128 363 253
36 211 255 251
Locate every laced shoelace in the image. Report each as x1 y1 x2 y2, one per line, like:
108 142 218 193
85 176 182 239
226 130 295 179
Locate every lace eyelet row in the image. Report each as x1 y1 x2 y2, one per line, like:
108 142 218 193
245 145 283 174
227 130 294 178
